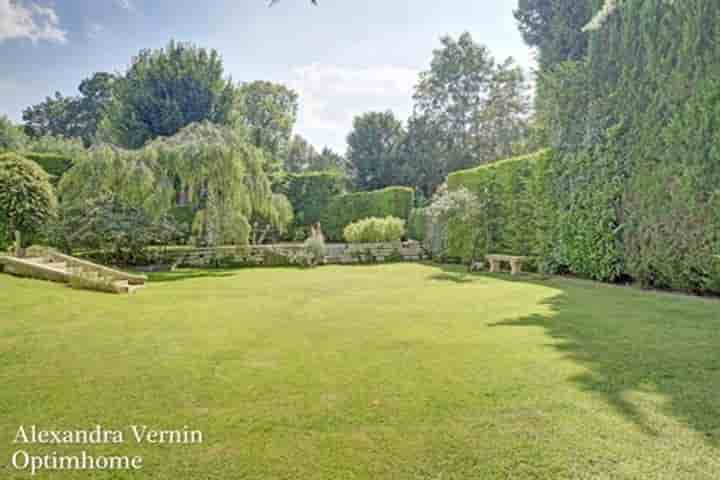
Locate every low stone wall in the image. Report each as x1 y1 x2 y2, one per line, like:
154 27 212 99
123 241 426 269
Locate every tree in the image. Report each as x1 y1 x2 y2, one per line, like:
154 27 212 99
514 0 593 69
398 114 447 198
250 193 294 244
346 111 405 191
413 32 530 172
236 80 299 172
285 134 317 173
311 147 346 172
0 116 27 153
0 153 57 249
22 73 114 146
100 41 236 149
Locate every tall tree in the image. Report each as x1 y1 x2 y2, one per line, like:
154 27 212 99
285 134 317 173
100 41 236 149
236 80 298 172
22 72 114 146
310 147 346 172
346 111 405 191
514 0 593 69
413 32 530 172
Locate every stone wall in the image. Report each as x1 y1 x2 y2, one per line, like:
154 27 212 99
131 241 426 269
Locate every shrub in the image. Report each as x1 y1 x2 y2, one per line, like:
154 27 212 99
322 186 414 241
48 195 183 265
0 153 57 248
343 217 406 243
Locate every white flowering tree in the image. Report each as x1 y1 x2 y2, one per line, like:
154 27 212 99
426 185 487 270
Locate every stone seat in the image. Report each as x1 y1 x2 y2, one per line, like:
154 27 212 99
483 254 529 275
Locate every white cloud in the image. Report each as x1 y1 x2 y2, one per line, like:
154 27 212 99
0 0 66 44
288 63 419 151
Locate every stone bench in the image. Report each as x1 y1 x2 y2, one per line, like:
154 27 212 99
482 254 529 276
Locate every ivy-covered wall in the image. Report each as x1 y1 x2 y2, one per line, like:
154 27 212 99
321 187 414 241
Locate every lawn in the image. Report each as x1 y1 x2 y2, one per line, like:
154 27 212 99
1 263 719 479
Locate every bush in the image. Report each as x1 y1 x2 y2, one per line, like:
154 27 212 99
280 171 346 239
22 153 74 185
0 153 57 247
322 186 414 241
49 195 183 265
343 217 406 243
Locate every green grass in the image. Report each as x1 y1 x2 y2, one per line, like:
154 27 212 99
1 263 719 479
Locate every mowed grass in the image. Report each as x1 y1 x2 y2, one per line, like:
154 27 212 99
1 263 719 479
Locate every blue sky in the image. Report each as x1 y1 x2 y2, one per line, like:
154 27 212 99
0 0 534 152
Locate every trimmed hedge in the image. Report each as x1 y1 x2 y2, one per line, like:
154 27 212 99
23 153 74 184
321 186 414 241
281 171 346 239
446 150 552 265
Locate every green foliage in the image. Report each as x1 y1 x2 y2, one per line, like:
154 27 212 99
321 186 414 241
0 153 57 246
413 32 531 173
514 0 593 69
100 41 236 148
408 208 427 242
60 122 272 248
22 153 74 184
49 195 183 265
0 115 27 153
343 217 406 244
346 111 405 191
445 150 553 265
281 171 346 237
237 81 298 171
22 72 114 146
533 0 720 293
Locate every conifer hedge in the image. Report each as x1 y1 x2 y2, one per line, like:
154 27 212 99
445 150 553 265
321 187 414 241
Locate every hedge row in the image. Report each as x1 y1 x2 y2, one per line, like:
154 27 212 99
321 187 414 241
22 153 74 185
446 148 720 295
445 150 552 265
281 171 346 239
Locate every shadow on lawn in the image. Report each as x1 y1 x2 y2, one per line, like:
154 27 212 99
148 269 239 283
430 263 720 444
488 285 720 445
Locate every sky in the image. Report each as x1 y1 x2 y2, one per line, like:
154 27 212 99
0 0 534 153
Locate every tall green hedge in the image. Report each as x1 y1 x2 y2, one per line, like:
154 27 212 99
446 150 552 264
321 186 414 241
281 171 346 239
23 153 74 185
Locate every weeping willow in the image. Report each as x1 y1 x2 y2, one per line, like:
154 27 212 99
60 122 276 246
